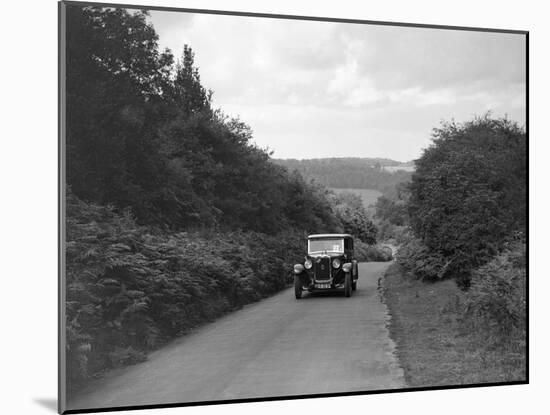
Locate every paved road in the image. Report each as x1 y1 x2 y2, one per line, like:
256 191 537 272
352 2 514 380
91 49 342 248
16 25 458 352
68 262 405 411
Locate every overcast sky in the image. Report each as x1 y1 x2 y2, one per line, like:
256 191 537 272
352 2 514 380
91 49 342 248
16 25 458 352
148 11 526 162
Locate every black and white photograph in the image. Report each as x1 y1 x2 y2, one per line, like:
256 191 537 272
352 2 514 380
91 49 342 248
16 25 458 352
58 1 527 413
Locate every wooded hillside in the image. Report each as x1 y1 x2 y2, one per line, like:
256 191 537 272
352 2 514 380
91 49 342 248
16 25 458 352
274 158 412 193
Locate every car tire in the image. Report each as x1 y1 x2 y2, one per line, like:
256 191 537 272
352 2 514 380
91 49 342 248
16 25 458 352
294 275 302 299
344 272 352 297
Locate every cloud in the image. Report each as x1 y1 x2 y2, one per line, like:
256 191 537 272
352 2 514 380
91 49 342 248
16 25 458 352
147 10 526 161
345 25 526 90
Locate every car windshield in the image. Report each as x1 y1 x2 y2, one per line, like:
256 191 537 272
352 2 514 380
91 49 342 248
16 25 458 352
308 239 344 254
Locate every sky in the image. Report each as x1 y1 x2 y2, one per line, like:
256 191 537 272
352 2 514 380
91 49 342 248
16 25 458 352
148 11 526 162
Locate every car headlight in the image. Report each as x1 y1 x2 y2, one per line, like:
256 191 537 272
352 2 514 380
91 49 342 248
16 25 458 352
304 259 312 269
332 258 341 268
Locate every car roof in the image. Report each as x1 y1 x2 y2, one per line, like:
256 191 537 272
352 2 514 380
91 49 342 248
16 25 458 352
307 234 353 239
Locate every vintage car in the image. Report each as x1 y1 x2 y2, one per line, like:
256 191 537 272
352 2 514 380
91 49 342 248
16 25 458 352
293 234 358 299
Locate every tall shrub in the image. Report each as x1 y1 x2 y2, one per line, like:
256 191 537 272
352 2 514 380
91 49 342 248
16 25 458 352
462 243 526 340
406 115 526 286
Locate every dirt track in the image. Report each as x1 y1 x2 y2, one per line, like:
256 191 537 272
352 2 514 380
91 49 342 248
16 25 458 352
68 262 405 410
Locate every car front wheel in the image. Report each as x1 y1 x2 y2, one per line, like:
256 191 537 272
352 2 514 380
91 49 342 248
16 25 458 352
294 275 303 299
344 272 352 297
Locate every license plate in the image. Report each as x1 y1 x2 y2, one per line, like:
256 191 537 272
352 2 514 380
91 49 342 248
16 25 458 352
315 283 331 289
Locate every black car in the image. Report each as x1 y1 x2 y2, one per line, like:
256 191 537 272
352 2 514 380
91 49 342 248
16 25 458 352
293 234 358 299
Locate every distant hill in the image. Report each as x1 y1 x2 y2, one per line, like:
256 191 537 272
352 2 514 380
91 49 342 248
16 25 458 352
273 158 413 194
330 188 382 207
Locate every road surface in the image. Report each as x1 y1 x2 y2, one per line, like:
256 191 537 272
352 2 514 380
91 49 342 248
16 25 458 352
68 262 405 410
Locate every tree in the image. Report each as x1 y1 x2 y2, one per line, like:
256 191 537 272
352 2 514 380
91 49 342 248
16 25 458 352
169 45 213 115
332 192 377 244
407 115 526 286
65 6 342 234
375 181 410 227
66 5 175 214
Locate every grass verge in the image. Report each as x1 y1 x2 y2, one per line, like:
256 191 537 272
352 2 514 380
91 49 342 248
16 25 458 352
382 262 526 387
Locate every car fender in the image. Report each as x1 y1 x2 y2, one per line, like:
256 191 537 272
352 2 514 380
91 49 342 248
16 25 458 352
293 263 305 274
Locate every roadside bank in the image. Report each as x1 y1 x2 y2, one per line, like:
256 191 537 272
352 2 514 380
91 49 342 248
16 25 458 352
381 263 526 387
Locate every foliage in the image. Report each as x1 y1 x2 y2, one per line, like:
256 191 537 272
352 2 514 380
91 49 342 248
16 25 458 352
374 181 411 242
66 192 306 391
396 232 450 281
274 158 412 194
405 115 526 286
330 191 377 244
65 5 339 234
462 243 526 339
354 240 393 262
375 181 410 227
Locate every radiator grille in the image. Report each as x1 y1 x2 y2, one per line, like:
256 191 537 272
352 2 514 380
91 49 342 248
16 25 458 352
314 257 331 280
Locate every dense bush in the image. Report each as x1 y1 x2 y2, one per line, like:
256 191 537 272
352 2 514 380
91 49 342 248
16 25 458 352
327 191 389 261
374 181 411 242
375 182 410 226
66 192 306 391
331 191 378 244
396 232 450 281
462 243 526 338
405 115 526 286
355 240 393 262
376 222 410 245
